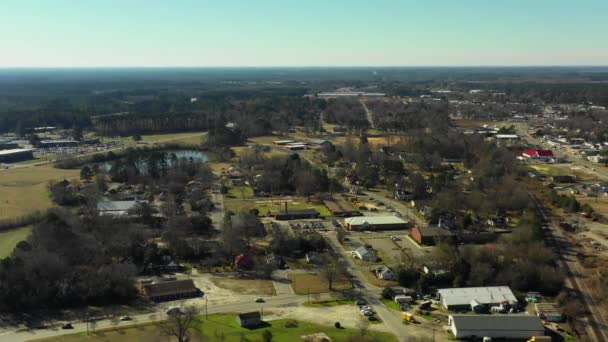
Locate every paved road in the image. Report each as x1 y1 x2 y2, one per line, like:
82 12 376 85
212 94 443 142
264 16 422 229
360 100 375 129
209 172 225 231
531 195 608 341
325 233 436 342
2 293 335 342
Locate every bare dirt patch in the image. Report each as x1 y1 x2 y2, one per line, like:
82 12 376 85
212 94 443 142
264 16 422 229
208 275 276 296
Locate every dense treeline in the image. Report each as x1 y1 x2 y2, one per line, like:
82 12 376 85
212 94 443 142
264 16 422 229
0 209 139 310
368 100 449 132
324 98 369 131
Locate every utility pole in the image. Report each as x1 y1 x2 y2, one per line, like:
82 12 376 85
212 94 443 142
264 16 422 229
307 288 310 304
205 297 208 319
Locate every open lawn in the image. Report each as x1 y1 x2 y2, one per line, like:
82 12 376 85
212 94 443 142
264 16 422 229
209 276 276 296
288 272 353 295
225 185 254 200
256 198 332 217
380 298 402 311
111 131 207 147
40 314 397 342
0 226 32 258
0 164 80 220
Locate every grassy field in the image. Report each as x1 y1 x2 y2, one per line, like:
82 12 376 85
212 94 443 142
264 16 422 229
529 164 568 177
109 131 207 147
0 164 80 220
225 185 254 200
40 314 398 342
288 272 353 295
0 226 32 258
209 276 276 296
380 298 402 311
256 198 332 217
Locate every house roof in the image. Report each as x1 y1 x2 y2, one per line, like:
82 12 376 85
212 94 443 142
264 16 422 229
439 286 517 306
234 254 255 267
523 149 554 157
238 311 261 320
142 279 196 298
355 246 374 256
415 226 454 237
450 314 544 332
97 200 146 212
345 216 407 226
0 148 33 155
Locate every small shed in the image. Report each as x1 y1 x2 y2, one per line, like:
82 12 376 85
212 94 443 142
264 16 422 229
237 311 262 328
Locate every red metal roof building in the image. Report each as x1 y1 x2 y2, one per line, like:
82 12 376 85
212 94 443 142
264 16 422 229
522 149 554 159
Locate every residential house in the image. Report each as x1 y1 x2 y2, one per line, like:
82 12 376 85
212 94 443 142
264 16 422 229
354 246 377 262
375 265 395 280
237 312 262 328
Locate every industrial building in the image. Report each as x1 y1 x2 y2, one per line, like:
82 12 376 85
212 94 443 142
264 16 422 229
437 286 518 311
344 215 408 230
410 226 454 245
0 148 34 163
448 314 545 339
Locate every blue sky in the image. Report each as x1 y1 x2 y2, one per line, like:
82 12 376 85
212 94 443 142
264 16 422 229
1 0 607 67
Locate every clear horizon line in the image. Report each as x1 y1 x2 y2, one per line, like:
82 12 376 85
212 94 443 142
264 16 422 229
0 64 608 69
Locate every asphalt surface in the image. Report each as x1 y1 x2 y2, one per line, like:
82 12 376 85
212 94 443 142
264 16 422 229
2 293 335 342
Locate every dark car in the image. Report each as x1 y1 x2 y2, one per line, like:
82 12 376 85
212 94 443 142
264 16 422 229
61 323 73 329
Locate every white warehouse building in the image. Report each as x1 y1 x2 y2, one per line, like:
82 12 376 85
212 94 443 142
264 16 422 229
437 286 517 311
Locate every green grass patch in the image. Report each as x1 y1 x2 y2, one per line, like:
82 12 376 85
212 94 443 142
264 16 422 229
529 164 566 176
0 226 32 258
256 200 332 218
40 314 398 342
225 186 254 200
303 299 353 307
380 298 402 311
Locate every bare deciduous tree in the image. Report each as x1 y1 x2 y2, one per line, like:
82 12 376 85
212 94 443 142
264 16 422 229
160 305 199 342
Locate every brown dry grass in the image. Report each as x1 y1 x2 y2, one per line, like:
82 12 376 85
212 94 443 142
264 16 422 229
288 272 353 295
0 165 79 220
209 275 276 295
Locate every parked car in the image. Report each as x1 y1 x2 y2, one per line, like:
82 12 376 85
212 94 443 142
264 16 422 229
62 323 73 329
255 298 265 303
120 316 132 321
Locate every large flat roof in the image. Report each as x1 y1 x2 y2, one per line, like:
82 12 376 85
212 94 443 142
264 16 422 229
345 215 407 226
0 148 33 155
450 314 544 332
438 286 517 306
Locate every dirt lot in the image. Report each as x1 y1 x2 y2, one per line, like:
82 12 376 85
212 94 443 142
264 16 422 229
208 275 276 296
288 272 352 295
265 304 392 333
